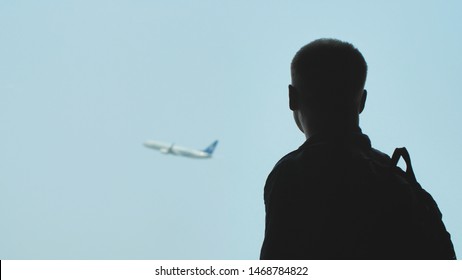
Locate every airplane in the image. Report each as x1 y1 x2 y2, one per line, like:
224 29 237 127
143 140 218 159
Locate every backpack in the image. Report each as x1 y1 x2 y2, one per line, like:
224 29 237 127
390 147 456 259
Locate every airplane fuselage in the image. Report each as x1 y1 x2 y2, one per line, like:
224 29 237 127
143 140 216 159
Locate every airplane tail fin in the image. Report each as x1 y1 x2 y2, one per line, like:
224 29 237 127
203 140 219 155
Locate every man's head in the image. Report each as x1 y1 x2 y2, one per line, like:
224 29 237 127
289 38 368 137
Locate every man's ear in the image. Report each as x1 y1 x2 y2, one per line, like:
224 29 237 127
289 85 299 111
359 89 367 114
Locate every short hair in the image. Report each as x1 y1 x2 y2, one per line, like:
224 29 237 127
291 38 367 103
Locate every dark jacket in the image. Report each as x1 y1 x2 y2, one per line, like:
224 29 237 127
260 132 455 259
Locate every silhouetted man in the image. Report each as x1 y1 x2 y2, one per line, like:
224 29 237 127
260 39 455 259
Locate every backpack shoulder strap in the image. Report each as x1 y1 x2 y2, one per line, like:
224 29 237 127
391 147 417 183
391 147 457 259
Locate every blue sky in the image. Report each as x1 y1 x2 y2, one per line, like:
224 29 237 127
1 0 461 259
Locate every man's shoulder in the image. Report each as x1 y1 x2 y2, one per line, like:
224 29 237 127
267 134 392 183
263 143 326 195
273 148 302 170
369 147 391 163
263 148 303 200
271 138 332 169
266 149 300 187
267 143 319 180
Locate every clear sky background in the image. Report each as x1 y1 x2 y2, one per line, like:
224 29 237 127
1 0 461 259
